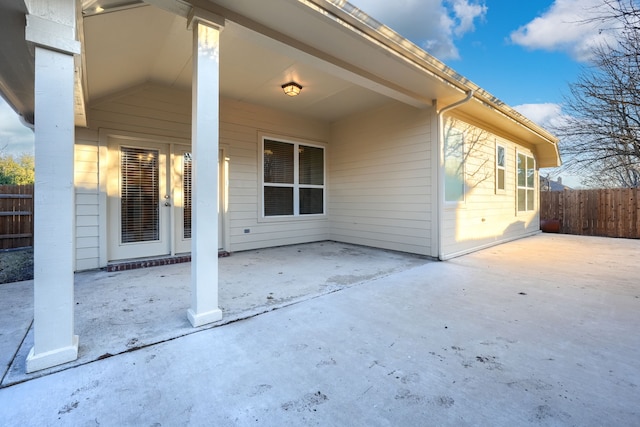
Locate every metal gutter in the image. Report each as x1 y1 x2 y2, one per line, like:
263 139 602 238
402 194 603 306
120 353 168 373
306 0 558 147
19 113 35 130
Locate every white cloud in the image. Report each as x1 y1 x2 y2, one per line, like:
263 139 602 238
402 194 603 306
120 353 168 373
509 0 619 62
513 102 569 130
450 0 487 37
0 98 34 156
350 0 487 60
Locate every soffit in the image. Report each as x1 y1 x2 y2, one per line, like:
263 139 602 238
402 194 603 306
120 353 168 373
453 99 561 168
0 1 34 122
204 0 462 103
82 4 402 121
208 0 560 165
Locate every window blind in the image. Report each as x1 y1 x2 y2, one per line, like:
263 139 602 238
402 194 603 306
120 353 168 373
120 147 160 243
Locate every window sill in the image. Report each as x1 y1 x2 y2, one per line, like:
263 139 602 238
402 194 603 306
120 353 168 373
257 214 328 223
444 201 466 210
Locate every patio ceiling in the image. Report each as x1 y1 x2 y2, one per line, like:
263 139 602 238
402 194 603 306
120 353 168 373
81 3 417 122
0 1 33 122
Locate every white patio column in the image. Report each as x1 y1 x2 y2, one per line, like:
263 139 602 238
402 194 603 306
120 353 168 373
24 1 80 372
187 9 225 327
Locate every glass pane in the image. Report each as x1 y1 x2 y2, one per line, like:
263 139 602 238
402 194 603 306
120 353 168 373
497 145 505 167
517 189 526 212
527 189 535 210
300 188 323 214
264 186 293 216
299 145 324 185
497 168 505 191
264 140 293 184
527 156 535 188
183 152 192 239
445 171 464 202
121 147 160 243
444 130 464 202
517 153 525 187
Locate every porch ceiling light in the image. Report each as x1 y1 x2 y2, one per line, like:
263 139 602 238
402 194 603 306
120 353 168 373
281 82 302 97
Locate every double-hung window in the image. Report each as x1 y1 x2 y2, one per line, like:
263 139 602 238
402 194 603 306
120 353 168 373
496 143 506 192
517 152 535 212
262 138 325 217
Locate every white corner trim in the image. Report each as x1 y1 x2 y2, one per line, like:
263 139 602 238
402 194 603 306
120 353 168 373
25 15 81 55
26 335 79 373
187 308 223 327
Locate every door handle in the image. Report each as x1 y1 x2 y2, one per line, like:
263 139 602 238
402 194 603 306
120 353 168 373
164 202 171 207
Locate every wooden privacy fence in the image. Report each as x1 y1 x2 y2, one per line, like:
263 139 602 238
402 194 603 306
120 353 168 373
540 188 640 238
0 185 34 249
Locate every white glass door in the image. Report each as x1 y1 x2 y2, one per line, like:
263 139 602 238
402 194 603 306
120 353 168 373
108 139 170 261
108 139 224 261
173 147 224 254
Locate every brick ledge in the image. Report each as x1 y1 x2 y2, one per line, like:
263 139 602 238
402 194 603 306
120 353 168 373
107 251 230 272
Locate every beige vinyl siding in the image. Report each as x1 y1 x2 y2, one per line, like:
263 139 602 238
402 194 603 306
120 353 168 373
74 128 100 271
222 98 330 251
329 102 433 256
88 85 191 139
77 84 330 268
441 116 539 258
74 84 193 270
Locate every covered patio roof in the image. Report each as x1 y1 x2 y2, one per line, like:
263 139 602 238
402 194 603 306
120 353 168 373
0 0 560 166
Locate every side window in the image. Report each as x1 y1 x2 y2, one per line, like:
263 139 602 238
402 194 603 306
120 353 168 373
444 126 464 202
517 152 535 212
262 138 325 217
496 143 506 192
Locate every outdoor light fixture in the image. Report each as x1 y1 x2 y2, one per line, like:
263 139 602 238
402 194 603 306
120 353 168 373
281 82 302 97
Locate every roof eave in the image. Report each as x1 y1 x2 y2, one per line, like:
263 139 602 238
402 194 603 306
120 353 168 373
309 0 560 164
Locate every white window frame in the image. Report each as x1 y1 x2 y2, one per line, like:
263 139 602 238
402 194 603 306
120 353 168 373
444 126 465 204
516 151 536 213
496 142 506 194
259 135 326 220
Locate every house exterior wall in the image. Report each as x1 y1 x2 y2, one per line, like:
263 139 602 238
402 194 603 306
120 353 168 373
440 115 539 259
73 84 331 270
74 128 101 271
73 85 192 270
328 102 434 256
72 85 541 270
220 98 330 252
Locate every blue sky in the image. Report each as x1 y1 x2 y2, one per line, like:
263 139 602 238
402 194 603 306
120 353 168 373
349 0 614 113
449 3 582 106
0 0 616 185
350 0 617 186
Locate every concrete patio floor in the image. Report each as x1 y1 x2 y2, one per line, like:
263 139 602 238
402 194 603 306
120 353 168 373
1 241 426 386
1 234 639 426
